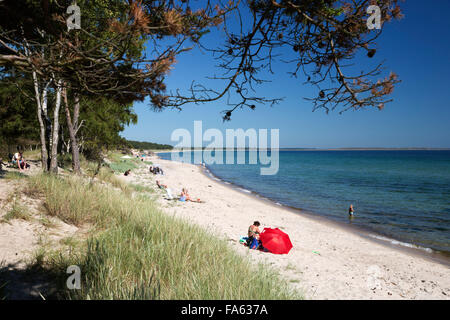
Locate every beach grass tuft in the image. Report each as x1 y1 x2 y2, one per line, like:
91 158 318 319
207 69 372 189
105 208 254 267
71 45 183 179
1 171 28 180
1 198 32 223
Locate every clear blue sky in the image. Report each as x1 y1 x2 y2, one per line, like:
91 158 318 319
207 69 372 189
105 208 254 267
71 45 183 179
122 1 450 148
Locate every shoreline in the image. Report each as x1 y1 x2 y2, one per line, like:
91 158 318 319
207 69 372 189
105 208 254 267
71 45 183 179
130 152 450 299
158 151 450 266
200 165 450 267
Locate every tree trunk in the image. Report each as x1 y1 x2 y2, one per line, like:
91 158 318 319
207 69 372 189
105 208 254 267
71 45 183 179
64 90 81 174
32 70 49 171
49 79 63 174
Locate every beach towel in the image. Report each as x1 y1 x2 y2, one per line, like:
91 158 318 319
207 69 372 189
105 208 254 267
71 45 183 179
240 236 259 249
166 188 174 200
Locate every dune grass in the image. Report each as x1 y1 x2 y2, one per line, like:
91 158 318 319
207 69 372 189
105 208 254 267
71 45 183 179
28 173 300 300
0 171 28 180
1 198 31 223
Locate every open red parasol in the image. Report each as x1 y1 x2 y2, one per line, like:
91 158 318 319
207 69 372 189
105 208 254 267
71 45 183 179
259 228 293 254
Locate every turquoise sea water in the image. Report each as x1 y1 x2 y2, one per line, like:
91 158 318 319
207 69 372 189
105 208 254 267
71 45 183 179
159 150 450 256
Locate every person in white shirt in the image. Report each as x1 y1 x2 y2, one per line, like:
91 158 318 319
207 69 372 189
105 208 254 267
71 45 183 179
12 151 28 171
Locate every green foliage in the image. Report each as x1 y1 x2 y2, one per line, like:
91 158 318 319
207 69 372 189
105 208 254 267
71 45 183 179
0 76 39 151
126 140 173 150
70 97 137 161
108 159 139 174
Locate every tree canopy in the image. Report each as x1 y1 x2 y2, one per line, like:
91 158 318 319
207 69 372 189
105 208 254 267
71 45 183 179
0 0 402 169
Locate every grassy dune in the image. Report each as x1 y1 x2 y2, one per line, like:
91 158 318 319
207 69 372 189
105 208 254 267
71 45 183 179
27 172 300 300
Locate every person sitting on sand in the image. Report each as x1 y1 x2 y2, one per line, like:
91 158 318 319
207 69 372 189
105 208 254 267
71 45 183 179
12 151 29 171
181 188 190 200
124 169 131 176
246 221 261 249
179 188 190 202
179 188 202 203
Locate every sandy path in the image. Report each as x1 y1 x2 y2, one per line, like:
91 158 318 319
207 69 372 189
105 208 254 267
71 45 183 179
119 156 449 300
0 166 78 299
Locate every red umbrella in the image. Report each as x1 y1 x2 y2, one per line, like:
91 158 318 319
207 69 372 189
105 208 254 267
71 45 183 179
259 228 293 254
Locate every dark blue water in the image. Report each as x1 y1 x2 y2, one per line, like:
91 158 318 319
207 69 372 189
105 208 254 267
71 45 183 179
159 150 450 255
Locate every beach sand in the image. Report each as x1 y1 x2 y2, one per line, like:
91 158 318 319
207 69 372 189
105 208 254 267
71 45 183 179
120 155 450 300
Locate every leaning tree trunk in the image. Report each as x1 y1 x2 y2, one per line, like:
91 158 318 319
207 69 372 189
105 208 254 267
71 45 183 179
49 79 63 174
64 90 81 174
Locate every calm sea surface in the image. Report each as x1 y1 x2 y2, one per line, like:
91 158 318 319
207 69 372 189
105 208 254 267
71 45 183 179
159 150 450 256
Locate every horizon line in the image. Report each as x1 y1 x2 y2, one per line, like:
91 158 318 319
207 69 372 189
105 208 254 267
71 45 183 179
166 147 450 151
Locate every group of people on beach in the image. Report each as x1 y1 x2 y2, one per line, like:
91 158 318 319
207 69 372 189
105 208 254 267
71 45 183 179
149 165 164 175
122 161 201 203
123 165 164 177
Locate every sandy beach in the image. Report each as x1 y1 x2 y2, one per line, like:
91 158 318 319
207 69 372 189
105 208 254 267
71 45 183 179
119 154 450 300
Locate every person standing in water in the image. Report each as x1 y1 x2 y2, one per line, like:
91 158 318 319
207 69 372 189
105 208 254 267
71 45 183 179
348 204 354 216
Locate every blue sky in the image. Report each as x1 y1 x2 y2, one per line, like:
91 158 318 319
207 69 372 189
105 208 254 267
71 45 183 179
122 1 450 148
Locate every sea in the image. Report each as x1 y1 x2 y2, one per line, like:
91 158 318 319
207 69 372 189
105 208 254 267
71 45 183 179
158 150 450 260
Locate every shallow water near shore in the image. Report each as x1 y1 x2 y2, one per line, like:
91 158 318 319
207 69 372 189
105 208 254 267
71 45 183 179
158 150 450 259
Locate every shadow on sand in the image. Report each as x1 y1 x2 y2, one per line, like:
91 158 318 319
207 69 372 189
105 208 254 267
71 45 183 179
0 260 61 300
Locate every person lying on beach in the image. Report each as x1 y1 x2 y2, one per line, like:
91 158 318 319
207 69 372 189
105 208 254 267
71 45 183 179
166 188 175 200
156 180 167 189
154 180 176 200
